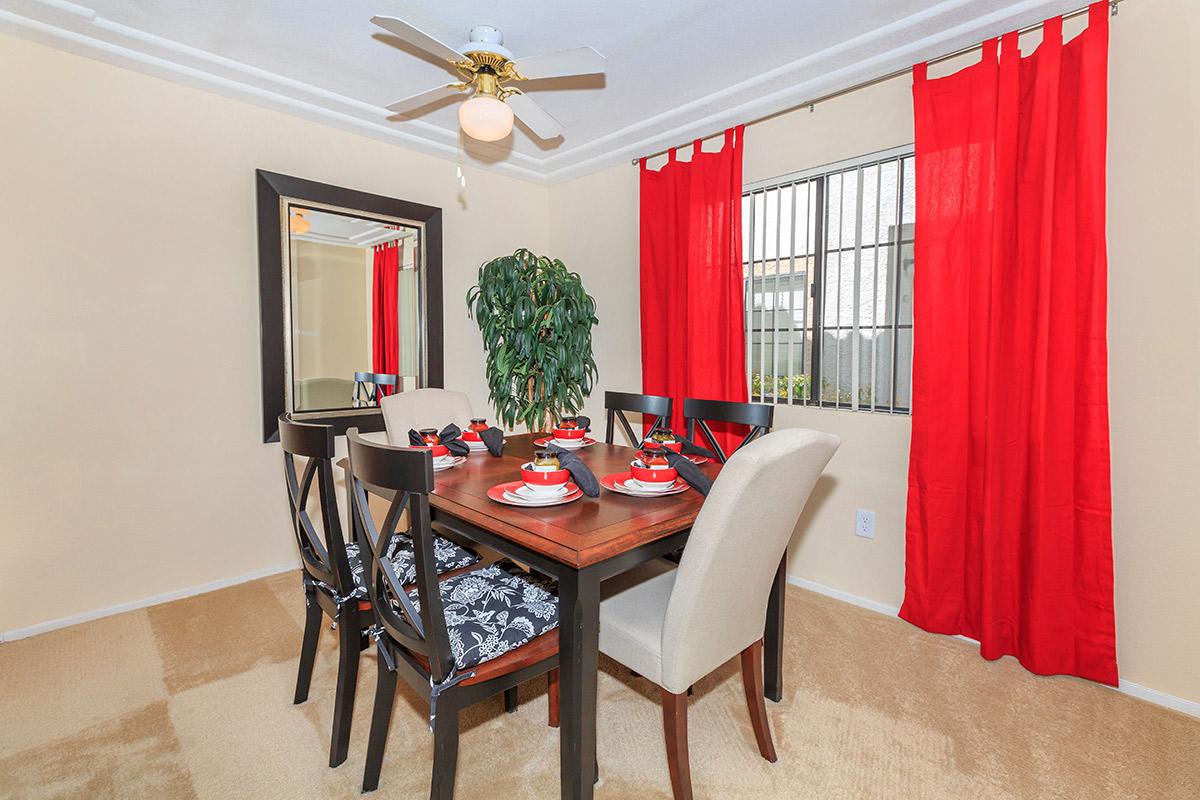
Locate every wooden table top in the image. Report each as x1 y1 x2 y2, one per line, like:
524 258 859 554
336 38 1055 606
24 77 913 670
347 433 719 569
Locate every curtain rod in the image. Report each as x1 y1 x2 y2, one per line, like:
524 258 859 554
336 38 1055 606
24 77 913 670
631 0 1123 165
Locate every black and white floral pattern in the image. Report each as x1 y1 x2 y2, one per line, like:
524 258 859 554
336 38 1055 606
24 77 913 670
407 565 560 671
344 535 480 590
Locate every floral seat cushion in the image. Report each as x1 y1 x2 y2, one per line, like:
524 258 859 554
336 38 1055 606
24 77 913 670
344 534 480 590
407 564 560 672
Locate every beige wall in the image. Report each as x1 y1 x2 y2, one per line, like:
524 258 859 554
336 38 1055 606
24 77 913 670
0 34 549 634
547 166 644 428
546 0 1200 705
292 240 370 389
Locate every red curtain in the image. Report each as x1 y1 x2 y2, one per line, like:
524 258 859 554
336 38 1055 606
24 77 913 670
901 3 1116 685
640 126 748 454
371 241 400 396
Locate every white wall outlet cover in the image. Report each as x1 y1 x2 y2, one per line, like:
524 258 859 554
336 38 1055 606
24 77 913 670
855 508 876 539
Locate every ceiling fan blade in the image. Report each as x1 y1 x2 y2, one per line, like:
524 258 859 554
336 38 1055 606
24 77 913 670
371 15 468 63
513 46 606 79
505 92 564 139
386 83 464 115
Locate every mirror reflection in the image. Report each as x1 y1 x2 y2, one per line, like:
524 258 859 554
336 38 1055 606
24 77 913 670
286 204 423 413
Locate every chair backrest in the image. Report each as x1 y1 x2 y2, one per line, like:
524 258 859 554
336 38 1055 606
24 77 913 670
353 372 400 406
372 372 399 400
346 429 456 682
659 428 839 693
379 388 474 445
682 398 775 463
604 391 672 446
278 414 356 595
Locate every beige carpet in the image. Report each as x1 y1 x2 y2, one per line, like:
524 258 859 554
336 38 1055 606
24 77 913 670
1 574 1197 800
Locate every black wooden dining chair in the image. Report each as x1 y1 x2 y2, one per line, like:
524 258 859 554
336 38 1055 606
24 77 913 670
278 415 480 770
346 430 562 796
682 398 775 463
353 372 399 406
604 390 673 446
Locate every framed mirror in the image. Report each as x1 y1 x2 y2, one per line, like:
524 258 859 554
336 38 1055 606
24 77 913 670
256 171 443 442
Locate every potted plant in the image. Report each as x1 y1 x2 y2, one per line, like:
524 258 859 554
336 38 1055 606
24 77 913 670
467 249 599 432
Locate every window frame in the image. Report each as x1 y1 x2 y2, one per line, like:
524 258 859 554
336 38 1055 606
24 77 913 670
742 144 914 414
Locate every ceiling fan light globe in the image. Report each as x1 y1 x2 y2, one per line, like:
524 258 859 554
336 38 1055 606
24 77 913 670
458 95 514 142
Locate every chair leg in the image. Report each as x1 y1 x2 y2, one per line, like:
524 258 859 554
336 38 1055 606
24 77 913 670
329 608 360 768
294 592 322 704
429 702 461 800
362 649 398 792
547 669 560 728
661 689 692 800
740 640 777 763
504 686 519 714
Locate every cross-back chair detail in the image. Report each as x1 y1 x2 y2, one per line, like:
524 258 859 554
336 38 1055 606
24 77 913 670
346 429 562 797
604 390 673 446
278 414 370 770
347 432 457 685
354 371 399 406
281 418 357 601
682 398 775 463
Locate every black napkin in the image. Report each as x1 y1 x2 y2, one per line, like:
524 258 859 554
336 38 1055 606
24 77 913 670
408 424 470 456
547 443 600 497
674 434 717 460
478 426 505 457
657 449 713 496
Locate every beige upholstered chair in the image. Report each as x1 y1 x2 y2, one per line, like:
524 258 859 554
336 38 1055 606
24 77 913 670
379 388 474 445
599 428 840 800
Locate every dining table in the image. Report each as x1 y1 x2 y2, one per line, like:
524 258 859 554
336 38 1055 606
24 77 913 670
341 432 788 800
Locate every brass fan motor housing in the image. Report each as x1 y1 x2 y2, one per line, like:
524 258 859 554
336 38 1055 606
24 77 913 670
456 51 527 100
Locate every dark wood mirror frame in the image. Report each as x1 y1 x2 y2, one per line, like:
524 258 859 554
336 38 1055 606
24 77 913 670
256 170 444 443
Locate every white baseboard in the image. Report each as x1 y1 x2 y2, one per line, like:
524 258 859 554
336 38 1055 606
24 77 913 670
0 560 300 643
786 574 1200 719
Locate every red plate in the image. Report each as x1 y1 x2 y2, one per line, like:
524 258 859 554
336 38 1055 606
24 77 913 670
686 454 710 464
601 473 690 497
533 436 597 448
487 480 583 507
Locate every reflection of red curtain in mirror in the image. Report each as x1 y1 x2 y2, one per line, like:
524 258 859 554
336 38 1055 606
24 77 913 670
371 241 400 395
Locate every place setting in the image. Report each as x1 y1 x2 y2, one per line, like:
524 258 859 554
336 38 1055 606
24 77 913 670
460 417 506 454
602 427 717 498
533 415 598 450
487 443 601 507
639 425 715 465
408 420 504 471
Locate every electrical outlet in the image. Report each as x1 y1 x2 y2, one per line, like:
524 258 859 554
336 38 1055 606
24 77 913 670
855 508 876 540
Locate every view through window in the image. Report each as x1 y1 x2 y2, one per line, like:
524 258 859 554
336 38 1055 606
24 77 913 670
743 146 915 412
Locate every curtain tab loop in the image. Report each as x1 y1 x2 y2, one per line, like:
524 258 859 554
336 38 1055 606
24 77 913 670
981 37 999 62
1044 15 1063 43
667 147 677 163
913 62 928 83
1000 31 1019 61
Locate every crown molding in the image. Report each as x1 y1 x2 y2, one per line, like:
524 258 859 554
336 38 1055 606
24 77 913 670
2 0 1082 186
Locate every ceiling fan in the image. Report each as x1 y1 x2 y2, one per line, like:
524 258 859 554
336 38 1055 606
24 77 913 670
371 16 606 142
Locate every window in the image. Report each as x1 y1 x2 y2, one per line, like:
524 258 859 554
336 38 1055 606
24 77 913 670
742 146 915 413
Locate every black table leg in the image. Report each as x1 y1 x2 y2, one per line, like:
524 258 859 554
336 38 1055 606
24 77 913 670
558 566 600 800
763 554 786 703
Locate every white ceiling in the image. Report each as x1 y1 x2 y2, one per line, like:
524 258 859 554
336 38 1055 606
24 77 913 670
1 0 1086 183
290 207 415 249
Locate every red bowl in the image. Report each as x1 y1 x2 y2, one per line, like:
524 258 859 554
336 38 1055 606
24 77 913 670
461 429 482 442
521 463 570 489
551 427 586 440
642 439 683 453
630 461 678 484
416 444 450 458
